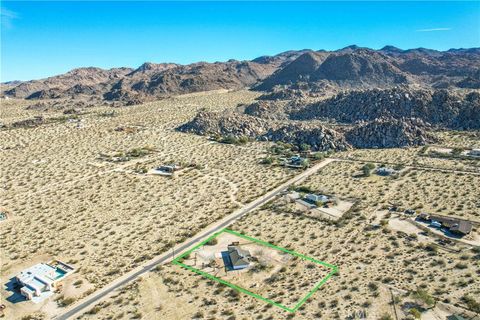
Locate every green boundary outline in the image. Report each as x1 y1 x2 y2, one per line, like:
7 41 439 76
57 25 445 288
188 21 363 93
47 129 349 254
172 228 338 312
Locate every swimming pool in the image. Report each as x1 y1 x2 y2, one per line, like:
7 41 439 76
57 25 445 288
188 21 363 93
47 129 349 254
53 268 67 280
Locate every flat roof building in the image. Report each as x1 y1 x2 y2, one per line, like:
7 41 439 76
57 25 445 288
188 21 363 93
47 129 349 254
15 261 74 301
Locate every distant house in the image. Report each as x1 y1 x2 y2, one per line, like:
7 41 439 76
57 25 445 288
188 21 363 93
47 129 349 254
15 261 74 300
150 164 182 176
429 215 473 236
468 149 480 157
305 194 329 204
375 167 397 176
430 215 458 228
227 245 251 270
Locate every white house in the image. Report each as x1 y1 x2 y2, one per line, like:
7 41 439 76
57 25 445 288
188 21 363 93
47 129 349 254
305 193 329 203
16 261 74 300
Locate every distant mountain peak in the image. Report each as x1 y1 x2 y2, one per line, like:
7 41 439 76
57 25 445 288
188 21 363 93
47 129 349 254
380 45 403 53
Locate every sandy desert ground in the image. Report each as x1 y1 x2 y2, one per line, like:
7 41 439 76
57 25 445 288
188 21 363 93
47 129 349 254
0 90 296 319
77 159 479 320
1 90 479 320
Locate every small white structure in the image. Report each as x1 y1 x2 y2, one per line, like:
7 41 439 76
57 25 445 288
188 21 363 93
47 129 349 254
375 167 397 176
468 149 480 157
149 164 182 176
305 193 329 203
15 261 74 301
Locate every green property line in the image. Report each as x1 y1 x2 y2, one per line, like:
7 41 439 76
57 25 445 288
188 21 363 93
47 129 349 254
172 260 293 312
224 228 338 270
291 268 337 312
172 228 338 312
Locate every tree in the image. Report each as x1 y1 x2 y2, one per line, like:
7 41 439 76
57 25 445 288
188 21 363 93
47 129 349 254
362 163 376 177
300 158 310 168
410 308 421 319
299 143 311 151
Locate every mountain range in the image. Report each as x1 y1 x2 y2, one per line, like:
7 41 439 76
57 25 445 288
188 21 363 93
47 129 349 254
2 45 480 105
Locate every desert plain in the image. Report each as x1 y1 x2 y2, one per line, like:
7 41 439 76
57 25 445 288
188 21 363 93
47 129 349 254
1 89 479 320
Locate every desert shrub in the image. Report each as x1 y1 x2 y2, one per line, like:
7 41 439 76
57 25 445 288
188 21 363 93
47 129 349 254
409 308 421 319
462 295 480 312
260 157 274 165
362 163 375 176
205 238 218 245
411 288 435 307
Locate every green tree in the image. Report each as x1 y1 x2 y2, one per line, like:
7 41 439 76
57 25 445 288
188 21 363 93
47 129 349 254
299 143 311 151
362 163 375 176
410 308 421 319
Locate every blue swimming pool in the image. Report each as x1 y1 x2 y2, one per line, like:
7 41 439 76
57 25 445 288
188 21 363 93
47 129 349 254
54 268 67 280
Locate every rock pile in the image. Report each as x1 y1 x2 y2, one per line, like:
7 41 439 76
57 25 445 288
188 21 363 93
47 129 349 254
291 87 480 129
265 123 350 151
345 117 437 148
244 100 289 120
179 109 440 150
256 88 309 101
11 116 46 128
176 111 270 138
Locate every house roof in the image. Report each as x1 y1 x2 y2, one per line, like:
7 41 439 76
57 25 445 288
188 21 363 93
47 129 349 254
305 194 329 202
430 215 458 228
447 315 467 320
429 215 473 234
17 263 57 285
227 246 251 267
450 221 473 235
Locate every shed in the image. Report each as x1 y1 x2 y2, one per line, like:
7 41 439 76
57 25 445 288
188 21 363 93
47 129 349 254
376 167 396 176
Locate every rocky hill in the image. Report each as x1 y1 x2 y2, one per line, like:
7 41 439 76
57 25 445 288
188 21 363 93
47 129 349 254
255 51 329 90
176 110 271 138
344 117 437 148
290 87 480 129
3 67 133 99
2 50 308 105
265 122 350 151
177 108 438 151
103 60 277 104
255 47 480 91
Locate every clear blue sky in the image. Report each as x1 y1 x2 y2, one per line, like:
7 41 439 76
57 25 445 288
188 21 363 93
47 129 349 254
1 1 479 82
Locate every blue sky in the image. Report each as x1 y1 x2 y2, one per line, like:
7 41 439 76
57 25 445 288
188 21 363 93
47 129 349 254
1 1 479 82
